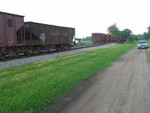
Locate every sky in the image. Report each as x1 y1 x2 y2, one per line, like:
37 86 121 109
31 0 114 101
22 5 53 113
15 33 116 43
1 0 150 38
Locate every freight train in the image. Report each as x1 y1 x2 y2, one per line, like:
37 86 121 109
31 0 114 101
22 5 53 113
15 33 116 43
92 33 127 44
0 12 75 59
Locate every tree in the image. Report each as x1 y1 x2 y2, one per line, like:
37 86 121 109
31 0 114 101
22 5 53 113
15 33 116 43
137 34 145 40
122 29 132 38
142 26 150 40
83 36 92 42
128 34 137 41
121 29 132 41
108 24 132 39
107 23 122 36
143 32 150 40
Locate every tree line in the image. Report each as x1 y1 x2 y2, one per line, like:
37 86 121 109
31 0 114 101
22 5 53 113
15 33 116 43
143 26 150 40
83 23 150 42
107 23 137 41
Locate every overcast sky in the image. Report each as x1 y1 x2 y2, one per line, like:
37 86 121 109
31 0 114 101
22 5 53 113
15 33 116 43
1 0 150 38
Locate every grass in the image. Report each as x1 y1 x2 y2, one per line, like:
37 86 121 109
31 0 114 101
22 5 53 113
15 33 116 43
0 43 135 113
147 40 150 56
81 41 94 45
148 48 150 56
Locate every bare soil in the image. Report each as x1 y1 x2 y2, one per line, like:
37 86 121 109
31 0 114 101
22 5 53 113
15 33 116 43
43 48 150 113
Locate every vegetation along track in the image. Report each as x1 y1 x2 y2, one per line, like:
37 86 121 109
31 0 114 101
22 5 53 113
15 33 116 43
0 43 135 113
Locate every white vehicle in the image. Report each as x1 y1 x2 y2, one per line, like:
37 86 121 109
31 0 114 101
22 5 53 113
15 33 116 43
137 40 149 49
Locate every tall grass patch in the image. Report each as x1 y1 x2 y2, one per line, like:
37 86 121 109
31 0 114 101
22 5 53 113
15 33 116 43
147 40 150 56
148 47 150 56
0 43 135 113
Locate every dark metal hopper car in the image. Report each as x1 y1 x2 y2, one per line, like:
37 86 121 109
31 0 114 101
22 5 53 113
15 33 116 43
115 36 127 43
24 22 75 45
16 22 75 55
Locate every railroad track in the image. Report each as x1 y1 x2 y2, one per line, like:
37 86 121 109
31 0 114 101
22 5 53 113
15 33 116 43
0 43 103 62
0 43 116 69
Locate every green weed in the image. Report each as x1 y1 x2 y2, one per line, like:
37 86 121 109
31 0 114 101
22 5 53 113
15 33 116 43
0 43 135 113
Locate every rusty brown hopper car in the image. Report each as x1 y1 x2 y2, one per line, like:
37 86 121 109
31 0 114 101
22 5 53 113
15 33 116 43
0 12 24 48
92 33 106 44
92 33 126 44
0 11 24 58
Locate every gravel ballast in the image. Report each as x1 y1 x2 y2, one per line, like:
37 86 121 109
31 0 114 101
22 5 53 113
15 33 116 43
0 43 116 69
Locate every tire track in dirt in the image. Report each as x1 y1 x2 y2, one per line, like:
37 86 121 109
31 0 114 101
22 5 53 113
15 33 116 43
59 48 150 113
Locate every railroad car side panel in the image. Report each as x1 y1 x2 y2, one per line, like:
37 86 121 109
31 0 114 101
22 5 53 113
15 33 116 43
0 13 6 47
6 14 17 46
24 22 75 45
0 12 24 47
92 33 105 44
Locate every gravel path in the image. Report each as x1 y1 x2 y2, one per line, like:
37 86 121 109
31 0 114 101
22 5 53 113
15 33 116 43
0 43 116 69
60 48 150 113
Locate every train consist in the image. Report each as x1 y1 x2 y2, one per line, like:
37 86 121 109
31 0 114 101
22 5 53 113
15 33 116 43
0 12 75 59
0 11 127 60
92 33 126 44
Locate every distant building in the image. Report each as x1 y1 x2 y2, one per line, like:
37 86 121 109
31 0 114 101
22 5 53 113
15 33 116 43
75 38 82 43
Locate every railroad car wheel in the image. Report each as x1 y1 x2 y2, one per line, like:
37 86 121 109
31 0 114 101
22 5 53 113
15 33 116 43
14 51 19 57
0 54 6 60
7 49 15 57
26 48 33 55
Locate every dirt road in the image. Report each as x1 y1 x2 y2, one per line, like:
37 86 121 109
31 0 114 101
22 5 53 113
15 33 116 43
60 48 150 113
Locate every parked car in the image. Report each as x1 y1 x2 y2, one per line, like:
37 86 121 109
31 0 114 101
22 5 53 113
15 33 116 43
137 40 149 49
